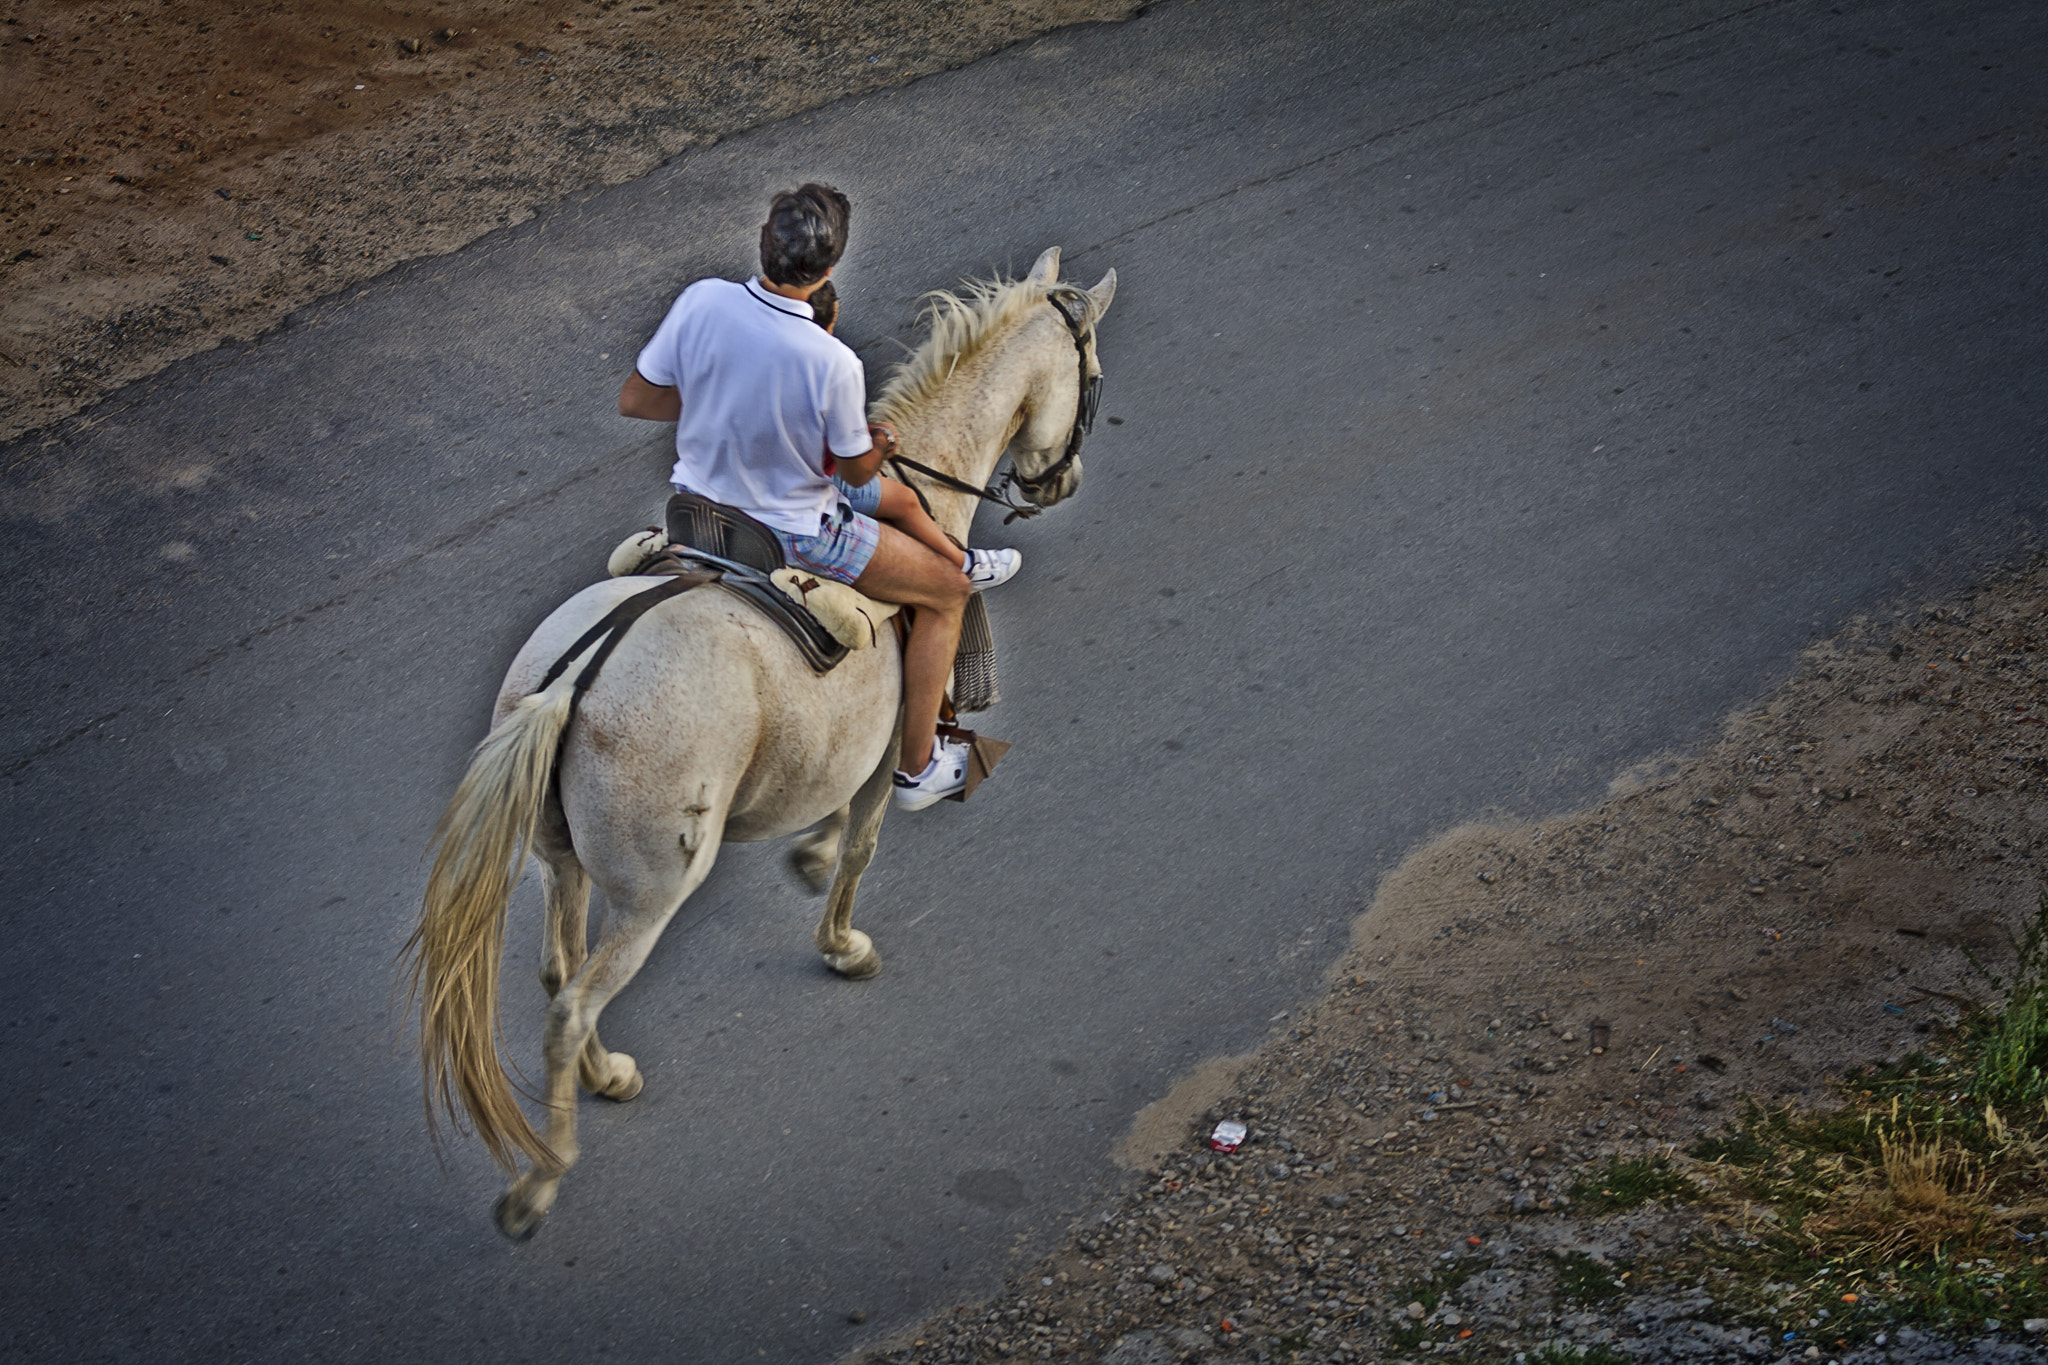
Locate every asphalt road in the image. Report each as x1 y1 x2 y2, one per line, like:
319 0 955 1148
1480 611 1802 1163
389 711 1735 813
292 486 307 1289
3 0 2044 1360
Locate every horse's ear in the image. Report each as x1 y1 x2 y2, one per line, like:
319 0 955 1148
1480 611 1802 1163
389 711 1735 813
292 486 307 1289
1026 247 1061 286
1084 268 1117 323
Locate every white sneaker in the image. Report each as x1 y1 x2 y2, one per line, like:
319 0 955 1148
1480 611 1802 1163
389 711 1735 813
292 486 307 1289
963 547 1022 592
893 735 972 811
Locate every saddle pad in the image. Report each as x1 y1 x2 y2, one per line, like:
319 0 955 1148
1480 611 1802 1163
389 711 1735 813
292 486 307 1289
606 528 668 578
770 569 900 650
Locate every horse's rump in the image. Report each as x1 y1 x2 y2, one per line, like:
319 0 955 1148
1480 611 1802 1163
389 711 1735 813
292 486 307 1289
506 579 901 846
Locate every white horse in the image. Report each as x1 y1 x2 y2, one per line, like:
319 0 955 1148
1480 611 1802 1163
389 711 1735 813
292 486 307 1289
408 248 1116 1238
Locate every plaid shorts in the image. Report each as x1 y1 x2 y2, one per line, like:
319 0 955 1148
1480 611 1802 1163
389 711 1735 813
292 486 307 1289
776 476 882 586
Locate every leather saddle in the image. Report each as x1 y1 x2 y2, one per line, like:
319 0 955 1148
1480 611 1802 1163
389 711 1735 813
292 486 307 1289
665 489 786 575
640 491 851 674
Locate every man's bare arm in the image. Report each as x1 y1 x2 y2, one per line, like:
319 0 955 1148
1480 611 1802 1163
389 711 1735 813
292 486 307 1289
618 371 681 421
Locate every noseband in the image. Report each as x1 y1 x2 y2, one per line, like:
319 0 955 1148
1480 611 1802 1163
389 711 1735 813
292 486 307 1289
887 287 1102 525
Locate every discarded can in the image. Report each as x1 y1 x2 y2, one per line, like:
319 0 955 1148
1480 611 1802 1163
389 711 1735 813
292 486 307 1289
1209 1119 1247 1152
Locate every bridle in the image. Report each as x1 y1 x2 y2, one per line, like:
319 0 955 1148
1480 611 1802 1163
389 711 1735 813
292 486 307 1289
886 287 1102 526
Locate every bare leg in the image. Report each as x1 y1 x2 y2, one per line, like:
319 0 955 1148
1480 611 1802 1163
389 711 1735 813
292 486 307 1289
873 476 966 567
813 737 900 979
852 522 969 773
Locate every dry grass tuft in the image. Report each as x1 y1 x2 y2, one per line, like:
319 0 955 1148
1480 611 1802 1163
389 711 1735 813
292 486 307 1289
1796 1131 1994 1264
1881 1133 1960 1213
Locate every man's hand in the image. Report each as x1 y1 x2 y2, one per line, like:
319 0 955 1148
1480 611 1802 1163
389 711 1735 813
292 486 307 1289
833 422 899 486
619 371 681 422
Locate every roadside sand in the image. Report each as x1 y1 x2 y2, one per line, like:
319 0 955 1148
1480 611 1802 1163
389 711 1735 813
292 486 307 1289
0 0 1139 449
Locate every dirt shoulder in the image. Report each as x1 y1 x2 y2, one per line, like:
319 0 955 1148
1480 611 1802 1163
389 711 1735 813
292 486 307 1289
0 0 1138 452
849 557 2048 1364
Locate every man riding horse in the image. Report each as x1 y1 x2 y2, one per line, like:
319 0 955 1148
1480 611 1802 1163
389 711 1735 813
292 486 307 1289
617 183 1019 809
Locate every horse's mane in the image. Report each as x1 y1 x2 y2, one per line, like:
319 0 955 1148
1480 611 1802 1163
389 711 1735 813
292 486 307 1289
870 274 1052 428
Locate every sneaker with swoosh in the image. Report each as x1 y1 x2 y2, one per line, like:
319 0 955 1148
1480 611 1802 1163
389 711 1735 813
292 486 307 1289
964 547 1022 592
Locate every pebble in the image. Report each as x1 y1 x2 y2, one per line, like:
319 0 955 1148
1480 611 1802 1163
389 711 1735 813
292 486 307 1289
1144 1263 1176 1286
847 1309 867 1325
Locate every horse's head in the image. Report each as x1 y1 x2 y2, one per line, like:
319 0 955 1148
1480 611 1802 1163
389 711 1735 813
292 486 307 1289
1007 247 1117 511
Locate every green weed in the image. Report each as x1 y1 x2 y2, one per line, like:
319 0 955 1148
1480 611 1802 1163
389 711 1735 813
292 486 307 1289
1513 1344 1632 1365
1689 1118 1774 1167
1570 1155 1699 1215
1551 1251 1631 1305
1386 1256 1493 1350
1964 898 2048 1110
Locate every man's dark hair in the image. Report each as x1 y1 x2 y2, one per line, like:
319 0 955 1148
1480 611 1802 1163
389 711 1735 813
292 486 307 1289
759 183 850 287
809 279 839 332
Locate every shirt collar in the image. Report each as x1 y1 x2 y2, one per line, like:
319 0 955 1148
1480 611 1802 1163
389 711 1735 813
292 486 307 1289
746 276 814 320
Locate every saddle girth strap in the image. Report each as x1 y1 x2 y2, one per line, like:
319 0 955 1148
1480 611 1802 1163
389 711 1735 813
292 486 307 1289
538 571 717 697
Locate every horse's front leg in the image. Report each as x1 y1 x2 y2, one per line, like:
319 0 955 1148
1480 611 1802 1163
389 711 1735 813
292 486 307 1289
813 739 899 980
787 804 848 895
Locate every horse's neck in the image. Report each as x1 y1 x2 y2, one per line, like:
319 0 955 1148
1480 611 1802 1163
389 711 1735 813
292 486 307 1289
893 317 1055 544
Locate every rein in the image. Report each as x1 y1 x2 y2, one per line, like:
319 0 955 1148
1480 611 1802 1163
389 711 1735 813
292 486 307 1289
886 287 1101 527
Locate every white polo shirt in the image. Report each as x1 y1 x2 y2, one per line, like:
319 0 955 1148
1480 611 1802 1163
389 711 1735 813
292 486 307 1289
635 276 874 537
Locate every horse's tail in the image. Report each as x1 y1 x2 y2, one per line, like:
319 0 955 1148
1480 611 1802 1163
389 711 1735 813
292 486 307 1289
405 670 579 1174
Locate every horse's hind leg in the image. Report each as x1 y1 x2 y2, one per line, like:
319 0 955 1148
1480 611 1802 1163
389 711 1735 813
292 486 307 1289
496 829 720 1240
536 851 639 1101
813 744 898 980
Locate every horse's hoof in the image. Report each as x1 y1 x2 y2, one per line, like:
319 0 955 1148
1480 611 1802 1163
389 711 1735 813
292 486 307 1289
493 1190 545 1241
787 845 833 896
596 1052 644 1102
823 930 882 981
